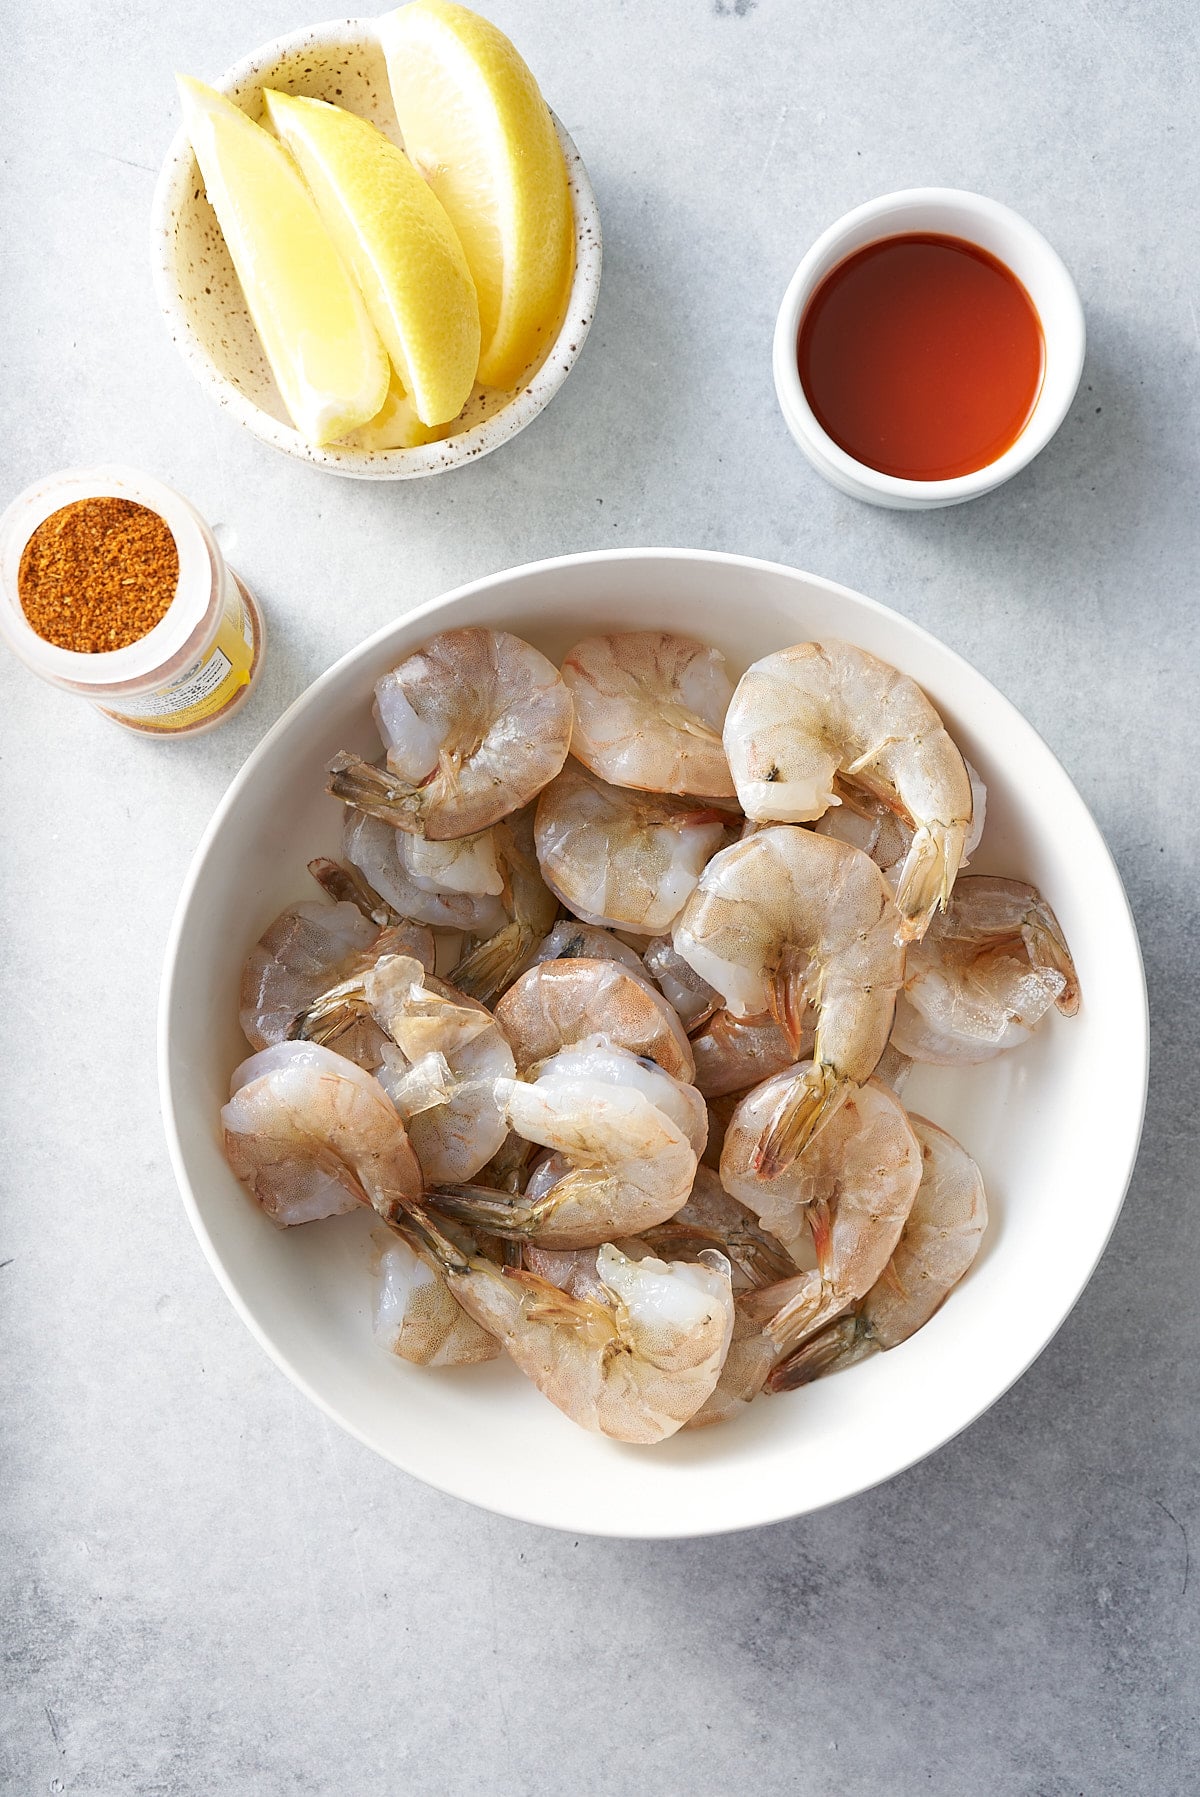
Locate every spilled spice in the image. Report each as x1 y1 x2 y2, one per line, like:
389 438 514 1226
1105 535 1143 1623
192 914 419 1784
18 497 179 652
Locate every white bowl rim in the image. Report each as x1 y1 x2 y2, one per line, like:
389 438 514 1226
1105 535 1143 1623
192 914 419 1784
772 186 1087 503
158 546 1148 1536
150 16 602 478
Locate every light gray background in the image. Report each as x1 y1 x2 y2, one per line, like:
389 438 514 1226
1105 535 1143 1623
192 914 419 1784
3 1 1197 1792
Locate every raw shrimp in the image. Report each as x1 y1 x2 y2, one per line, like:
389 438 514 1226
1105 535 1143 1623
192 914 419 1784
373 960 514 1184
374 1234 500 1367
398 1209 734 1443
535 759 733 936
403 826 505 898
222 1041 422 1226
685 1301 780 1428
431 1045 704 1247
651 1175 798 1426
520 1240 611 1294
516 1168 789 1289
308 855 400 928
473 1130 538 1196
495 956 696 1082
560 631 737 797
723 640 973 940
815 759 987 887
813 789 911 876
293 954 514 1185
325 820 507 908
531 919 648 975
690 1008 808 1099
342 808 509 935
521 1219 781 1430
891 875 1080 1064
642 936 720 1030
640 1166 798 1291
327 628 573 840
239 899 433 1055
523 1216 781 1429
448 807 558 1004
721 1071 923 1350
766 1116 988 1389
673 826 904 1163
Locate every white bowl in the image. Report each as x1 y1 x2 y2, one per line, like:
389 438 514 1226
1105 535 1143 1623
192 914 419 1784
151 18 602 478
773 188 1086 509
159 549 1146 1537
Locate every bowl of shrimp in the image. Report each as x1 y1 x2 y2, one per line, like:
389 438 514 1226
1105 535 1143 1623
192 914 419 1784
160 549 1147 1537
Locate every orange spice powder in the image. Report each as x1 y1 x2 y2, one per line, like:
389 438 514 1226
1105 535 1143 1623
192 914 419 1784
18 497 180 653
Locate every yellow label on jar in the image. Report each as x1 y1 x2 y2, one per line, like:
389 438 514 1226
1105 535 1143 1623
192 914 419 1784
101 576 260 734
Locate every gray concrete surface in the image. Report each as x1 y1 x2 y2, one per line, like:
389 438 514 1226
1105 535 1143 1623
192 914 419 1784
3 1 1198 1791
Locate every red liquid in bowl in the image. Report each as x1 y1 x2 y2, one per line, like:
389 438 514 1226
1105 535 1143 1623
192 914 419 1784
797 233 1045 481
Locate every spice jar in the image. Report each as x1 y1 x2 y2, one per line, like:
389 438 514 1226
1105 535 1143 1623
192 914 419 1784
0 465 264 734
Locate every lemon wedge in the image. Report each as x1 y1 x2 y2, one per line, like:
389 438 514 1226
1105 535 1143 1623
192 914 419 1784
176 76 389 445
264 91 480 426
343 370 458 449
378 0 575 389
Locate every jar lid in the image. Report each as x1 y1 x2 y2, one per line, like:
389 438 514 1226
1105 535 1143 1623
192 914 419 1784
0 465 217 687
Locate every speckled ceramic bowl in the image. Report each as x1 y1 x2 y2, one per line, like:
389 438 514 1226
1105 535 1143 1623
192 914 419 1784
151 18 602 478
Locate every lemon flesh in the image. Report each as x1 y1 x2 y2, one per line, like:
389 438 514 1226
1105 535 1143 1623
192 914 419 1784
177 76 389 446
264 91 480 427
344 370 457 449
379 0 575 390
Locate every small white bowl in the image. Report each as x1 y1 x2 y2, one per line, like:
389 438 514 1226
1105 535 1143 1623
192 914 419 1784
773 188 1085 509
151 18 602 479
159 548 1146 1538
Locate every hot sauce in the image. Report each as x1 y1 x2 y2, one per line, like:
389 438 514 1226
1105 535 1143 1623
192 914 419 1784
797 234 1045 481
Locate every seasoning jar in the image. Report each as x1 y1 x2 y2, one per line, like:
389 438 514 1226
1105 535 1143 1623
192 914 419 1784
0 465 264 734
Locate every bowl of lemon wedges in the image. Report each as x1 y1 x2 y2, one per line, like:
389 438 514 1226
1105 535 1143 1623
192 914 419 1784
152 3 601 477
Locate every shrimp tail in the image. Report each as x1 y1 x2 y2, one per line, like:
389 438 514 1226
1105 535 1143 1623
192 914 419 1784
287 972 371 1046
761 1274 825 1347
767 950 809 1053
499 1265 606 1326
425 1183 560 1239
755 1065 846 1178
388 1203 472 1275
643 1219 799 1291
806 1197 834 1272
451 919 531 1004
765 1313 876 1392
307 856 397 927
451 815 557 1003
894 822 964 943
1024 900 1081 1017
326 751 426 833
763 1274 853 1358
733 1232 807 1289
